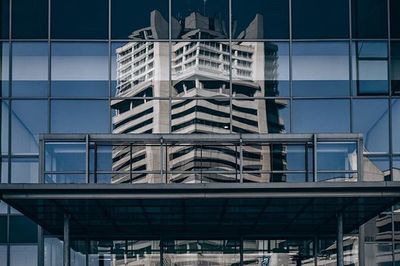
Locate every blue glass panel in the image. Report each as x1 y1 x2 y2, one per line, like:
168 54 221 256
11 100 48 154
51 42 109 97
1 42 9 97
292 100 350 133
12 42 48 97
353 99 389 153
1 100 9 156
12 0 48 39
292 42 350 96
51 100 110 133
10 245 38 266
10 157 38 183
392 99 400 153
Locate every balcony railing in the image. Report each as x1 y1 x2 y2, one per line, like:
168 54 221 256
39 133 364 184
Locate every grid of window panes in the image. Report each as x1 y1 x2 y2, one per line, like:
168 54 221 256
0 0 399 265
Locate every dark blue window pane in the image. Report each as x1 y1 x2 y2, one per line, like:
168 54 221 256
9 216 38 243
392 42 400 96
0 217 6 242
292 0 349 39
391 0 400 38
51 43 109 97
352 0 388 39
172 0 229 39
12 42 48 97
1 0 9 39
1 101 9 156
51 0 108 39
393 100 400 153
11 100 48 154
292 100 350 133
1 158 8 183
352 42 388 96
292 42 350 97
232 0 289 39
51 100 110 133
11 158 38 183
353 99 389 153
111 0 169 39
12 0 48 39
1 42 9 97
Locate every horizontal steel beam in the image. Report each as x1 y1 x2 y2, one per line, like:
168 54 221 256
39 133 362 144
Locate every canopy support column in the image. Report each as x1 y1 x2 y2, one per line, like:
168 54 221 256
337 212 344 266
63 214 70 266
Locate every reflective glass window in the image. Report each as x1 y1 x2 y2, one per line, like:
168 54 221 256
292 0 349 39
11 157 38 183
112 99 169 134
352 41 388 95
112 41 169 98
12 42 48 97
232 99 290 133
352 0 388 39
232 42 289 97
172 0 229 39
1 0 9 39
364 213 393 242
364 243 392 266
51 100 110 133
1 100 9 155
394 157 400 181
292 100 350 133
51 0 108 39
391 0 400 38
0 245 6 265
1 42 9 97
10 245 37 266
51 42 109 97
111 0 168 40
232 0 289 39
392 42 400 96
0 216 6 242
11 100 48 154
0 200 7 213
292 42 350 97
393 99 400 153
170 98 230 133
1 158 8 183
11 0 48 39
353 99 389 153
9 216 37 243
364 156 391 182
172 41 229 97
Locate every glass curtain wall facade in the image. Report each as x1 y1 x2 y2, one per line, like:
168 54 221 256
0 0 400 265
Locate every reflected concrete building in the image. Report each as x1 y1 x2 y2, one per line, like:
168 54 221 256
111 11 287 184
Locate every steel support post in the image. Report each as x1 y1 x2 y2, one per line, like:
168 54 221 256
337 212 344 266
63 214 70 266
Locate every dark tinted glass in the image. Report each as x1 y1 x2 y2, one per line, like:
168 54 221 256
392 100 400 153
391 0 400 38
111 0 168 39
392 42 400 96
1 42 9 97
292 0 349 39
352 0 388 39
0 216 6 242
9 216 37 243
11 0 48 39
51 0 108 39
232 0 289 39
1 0 9 39
11 158 38 183
292 42 350 96
51 100 110 133
12 42 48 97
11 100 48 154
292 99 350 133
51 42 109 97
352 99 389 153
352 41 388 95
172 0 229 39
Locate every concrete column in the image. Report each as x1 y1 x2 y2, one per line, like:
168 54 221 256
337 212 344 266
64 214 70 266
